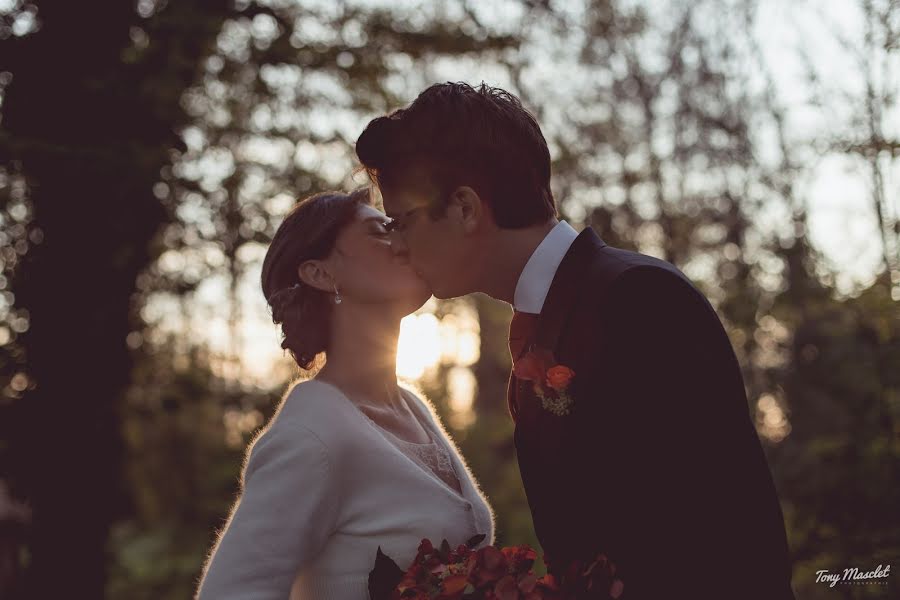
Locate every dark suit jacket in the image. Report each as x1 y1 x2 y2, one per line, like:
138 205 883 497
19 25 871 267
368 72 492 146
507 227 795 599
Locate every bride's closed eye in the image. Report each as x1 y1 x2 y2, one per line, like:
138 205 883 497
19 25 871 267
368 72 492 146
368 220 392 237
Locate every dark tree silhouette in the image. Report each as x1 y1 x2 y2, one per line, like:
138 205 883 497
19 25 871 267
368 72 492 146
0 1 236 596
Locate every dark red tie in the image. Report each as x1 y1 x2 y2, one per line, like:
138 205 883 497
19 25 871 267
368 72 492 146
508 310 540 362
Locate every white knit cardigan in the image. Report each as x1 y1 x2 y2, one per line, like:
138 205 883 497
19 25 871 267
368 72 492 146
195 379 496 600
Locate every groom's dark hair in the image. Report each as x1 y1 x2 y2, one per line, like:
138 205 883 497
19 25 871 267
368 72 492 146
356 82 556 228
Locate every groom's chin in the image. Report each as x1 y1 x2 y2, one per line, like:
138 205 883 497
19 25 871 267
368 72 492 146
416 273 465 300
423 277 474 300
429 288 462 301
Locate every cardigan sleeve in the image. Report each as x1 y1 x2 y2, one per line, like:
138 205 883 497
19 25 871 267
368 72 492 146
195 420 339 600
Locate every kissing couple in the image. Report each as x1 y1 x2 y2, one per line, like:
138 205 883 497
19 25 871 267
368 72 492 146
196 82 795 600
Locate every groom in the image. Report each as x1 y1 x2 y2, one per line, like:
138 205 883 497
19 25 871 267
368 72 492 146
356 82 795 599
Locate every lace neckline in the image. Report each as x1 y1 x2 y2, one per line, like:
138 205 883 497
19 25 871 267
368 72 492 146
308 379 470 504
365 411 457 487
379 422 435 446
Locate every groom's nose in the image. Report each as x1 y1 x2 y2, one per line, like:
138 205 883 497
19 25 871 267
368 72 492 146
389 233 409 257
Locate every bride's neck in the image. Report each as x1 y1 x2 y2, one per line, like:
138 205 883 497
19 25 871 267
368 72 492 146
316 304 401 403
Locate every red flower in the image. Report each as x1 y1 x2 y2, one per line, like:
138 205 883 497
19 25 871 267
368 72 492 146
546 365 575 391
415 538 433 561
471 545 509 586
512 351 546 382
536 573 559 590
547 552 624 600
501 544 537 572
438 573 468 596
493 574 519 599
517 572 538 594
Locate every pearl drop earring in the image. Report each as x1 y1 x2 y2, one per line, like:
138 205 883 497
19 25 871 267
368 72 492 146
333 283 342 305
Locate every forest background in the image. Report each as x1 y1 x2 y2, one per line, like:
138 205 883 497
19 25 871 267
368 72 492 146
0 1 897 598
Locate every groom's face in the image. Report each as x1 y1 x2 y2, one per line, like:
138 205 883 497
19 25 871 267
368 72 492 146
380 168 476 299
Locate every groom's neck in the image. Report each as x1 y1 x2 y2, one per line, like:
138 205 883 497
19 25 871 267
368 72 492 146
478 218 558 306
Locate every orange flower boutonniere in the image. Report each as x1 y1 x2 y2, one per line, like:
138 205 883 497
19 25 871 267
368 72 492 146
512 347 576 416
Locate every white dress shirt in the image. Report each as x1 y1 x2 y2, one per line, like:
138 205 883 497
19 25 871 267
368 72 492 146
513 220 579 314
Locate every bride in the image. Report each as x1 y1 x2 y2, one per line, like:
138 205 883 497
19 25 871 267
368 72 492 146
195 187 495 599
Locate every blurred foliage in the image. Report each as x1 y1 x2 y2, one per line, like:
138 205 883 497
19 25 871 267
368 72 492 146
0 1 896 599
109 331 282 600
769 252 900 598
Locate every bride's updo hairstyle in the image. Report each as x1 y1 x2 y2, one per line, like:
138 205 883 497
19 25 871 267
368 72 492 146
261 187 371 370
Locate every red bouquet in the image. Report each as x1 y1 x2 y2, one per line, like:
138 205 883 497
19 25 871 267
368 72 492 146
368 534 624 600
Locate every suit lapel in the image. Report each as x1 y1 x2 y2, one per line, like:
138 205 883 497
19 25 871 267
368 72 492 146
508 226 607 425
533 226 607 352
513 227 609 551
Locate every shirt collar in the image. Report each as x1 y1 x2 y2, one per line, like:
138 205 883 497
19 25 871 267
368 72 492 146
513 220 579 314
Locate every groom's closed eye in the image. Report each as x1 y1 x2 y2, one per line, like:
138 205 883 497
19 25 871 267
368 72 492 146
383 206 425 234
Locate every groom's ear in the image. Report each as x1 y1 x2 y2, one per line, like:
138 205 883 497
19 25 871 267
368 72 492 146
449 186 484 234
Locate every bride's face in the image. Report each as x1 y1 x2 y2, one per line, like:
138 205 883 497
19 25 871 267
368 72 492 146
328 204 432 314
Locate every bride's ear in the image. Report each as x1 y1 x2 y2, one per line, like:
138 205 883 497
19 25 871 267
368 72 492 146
297 259 334 293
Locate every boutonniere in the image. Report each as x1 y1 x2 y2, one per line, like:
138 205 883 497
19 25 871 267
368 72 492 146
512 346 576 416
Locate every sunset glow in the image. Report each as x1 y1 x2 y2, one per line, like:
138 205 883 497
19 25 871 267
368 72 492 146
396 312 442 380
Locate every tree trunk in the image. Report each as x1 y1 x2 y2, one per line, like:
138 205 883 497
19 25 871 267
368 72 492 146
0 2 232 596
